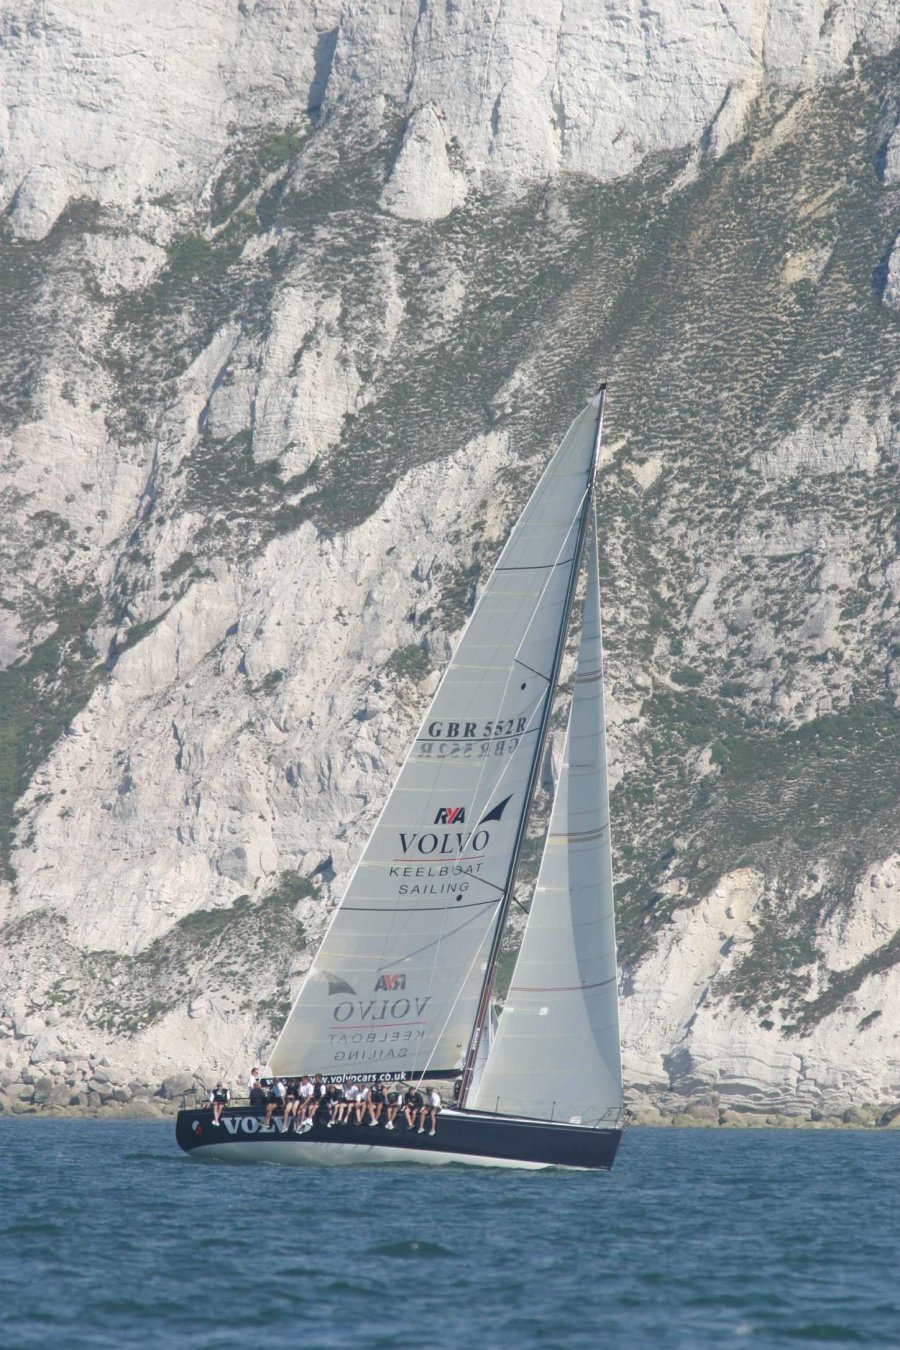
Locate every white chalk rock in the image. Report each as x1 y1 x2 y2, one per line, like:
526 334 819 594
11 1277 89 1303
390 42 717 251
81 233 167 296
820 857 900 972
381 105 467 221
882 121 900 185
883 233 900 314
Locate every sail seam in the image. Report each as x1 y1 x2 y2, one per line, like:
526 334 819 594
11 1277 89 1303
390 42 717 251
496 555 575 572
414 726 540 744
548 824 609 842
341 899 501 913
510 977 616 993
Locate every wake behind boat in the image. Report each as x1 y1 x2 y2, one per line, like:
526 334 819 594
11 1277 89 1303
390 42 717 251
177 387 624 1171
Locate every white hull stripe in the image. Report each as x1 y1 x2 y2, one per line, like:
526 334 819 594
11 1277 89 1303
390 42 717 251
187 1139 562 1170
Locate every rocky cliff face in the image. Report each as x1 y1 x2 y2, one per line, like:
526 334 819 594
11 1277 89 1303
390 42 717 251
1 1 899 1121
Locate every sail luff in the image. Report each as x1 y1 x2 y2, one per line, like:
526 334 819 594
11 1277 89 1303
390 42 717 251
458 388 606 1104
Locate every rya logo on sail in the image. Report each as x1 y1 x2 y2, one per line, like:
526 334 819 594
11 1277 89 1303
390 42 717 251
374 973 406 991
434 806 465 824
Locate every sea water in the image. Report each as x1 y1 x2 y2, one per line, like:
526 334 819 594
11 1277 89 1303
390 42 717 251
2 1119 898 1348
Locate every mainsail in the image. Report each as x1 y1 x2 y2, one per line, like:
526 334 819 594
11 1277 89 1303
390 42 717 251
470 520 623 1125
269 396 604 1079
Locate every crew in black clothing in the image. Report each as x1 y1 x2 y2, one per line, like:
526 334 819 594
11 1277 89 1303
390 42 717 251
327 1082 347 1127
282 1078 299 1130
237 1070 445 1135
209 1082 230 1125
309 1074 328 1124
263 1078 286 1128
403 1085 424 1129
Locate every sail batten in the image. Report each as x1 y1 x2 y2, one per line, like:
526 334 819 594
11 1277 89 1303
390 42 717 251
268 396 605 1081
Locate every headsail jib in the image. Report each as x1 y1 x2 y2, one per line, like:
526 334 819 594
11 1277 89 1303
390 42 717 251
268 395 608 1083
469 516 623 1125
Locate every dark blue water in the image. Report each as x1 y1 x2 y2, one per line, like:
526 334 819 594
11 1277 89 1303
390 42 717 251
2 1120 898 1348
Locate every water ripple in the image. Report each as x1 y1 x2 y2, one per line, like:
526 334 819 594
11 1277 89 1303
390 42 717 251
0 1120 898 1349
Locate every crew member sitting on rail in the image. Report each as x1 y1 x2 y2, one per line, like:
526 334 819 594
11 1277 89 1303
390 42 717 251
422 1087 442 1136
282 1078 299 1130
344 1081 361 1122
263 1077 286 1127
249 1080 267 1111
297 1074 314 1123
385 1084 402 1130
310 1073 328 1120
367 1081 386 1126
328 1081 349 1126
404 1083 424 1129
354 1081 370 1124
209 1081 230 1125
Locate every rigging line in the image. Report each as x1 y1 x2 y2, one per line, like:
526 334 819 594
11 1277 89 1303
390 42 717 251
374 905 493 970
514 658 551 684
411 901 500 1090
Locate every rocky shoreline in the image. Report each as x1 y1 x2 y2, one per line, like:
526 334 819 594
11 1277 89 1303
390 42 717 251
4 1085 900 1131
626 1105 900 1130
3 1002 900 1130
0 1065 204 1119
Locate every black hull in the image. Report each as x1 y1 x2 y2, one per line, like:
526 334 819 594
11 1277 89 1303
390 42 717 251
175 1106 622 1171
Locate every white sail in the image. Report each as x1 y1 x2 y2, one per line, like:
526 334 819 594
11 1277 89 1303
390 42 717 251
465 1001 497 1100
470 519 622 1125
269 396 604 1080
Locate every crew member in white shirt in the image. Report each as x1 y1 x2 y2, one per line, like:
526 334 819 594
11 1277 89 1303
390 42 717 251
296 1074 315 1126
423 1087 441 1137
332 1080 353 1124
354 1082 370 1124
343 1082 360 1124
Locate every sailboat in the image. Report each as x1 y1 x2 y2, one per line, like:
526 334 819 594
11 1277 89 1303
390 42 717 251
176 388 624 1170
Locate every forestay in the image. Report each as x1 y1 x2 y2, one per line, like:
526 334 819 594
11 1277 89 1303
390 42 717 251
269 397 603 1080
470 520 623 1124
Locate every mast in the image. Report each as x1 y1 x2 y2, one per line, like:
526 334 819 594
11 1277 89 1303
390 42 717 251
459 385 607 1105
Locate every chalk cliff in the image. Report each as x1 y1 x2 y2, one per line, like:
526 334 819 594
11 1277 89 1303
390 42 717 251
1 0 899 1121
